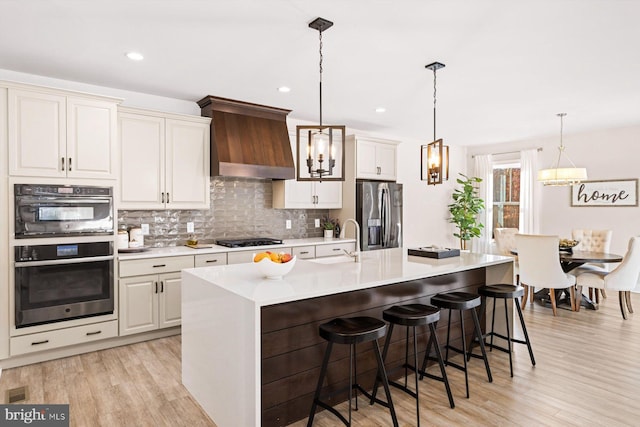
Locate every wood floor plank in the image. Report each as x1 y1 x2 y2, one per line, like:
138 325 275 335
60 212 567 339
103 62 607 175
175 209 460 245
1 293 640 426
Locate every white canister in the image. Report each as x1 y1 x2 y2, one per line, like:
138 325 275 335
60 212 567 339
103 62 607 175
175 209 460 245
129 227 144 248
117 230 129 249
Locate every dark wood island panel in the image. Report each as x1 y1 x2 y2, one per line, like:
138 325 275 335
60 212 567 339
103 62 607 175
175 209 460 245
260 267 486 427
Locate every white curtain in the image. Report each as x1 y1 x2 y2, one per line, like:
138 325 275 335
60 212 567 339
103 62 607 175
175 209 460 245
471 154 493 253
519 149 540 234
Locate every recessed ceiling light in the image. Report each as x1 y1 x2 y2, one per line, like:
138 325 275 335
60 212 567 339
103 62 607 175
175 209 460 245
125 52 144 61
278 86 291 93
375 107 386 113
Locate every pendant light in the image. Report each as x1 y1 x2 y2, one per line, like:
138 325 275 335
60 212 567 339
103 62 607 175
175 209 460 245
538 113 587 186
296 17 345 182
421 62 449 186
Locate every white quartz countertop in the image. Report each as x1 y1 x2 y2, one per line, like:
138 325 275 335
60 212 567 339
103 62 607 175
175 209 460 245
117 237 356 260
182 247 514 307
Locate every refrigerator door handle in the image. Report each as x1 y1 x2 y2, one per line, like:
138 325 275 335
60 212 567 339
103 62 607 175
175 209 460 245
381 188 391 247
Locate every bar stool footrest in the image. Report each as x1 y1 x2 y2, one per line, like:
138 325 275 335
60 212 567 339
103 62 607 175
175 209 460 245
313 400 350 426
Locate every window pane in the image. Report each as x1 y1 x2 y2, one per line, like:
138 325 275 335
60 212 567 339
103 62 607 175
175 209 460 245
491 166 521 234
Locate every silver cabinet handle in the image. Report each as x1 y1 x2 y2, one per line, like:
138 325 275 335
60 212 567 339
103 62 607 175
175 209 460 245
152 264 166 268
161 192 165 203
160 281 164 293
300 251 309 255
68 157 72 171
61 157 65 171
32 340 49 346
155 282 158 294
86 330 102 336
332 248 341 251
205 259 218 263
166 192 170 203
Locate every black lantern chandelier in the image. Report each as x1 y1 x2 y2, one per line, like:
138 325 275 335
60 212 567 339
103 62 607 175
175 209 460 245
421 61 449 186
296 17 345 182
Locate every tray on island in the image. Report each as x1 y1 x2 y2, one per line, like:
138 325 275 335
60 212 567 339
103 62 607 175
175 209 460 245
408 247 460 259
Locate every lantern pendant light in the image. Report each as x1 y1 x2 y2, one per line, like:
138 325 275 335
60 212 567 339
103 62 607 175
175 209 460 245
537 113 587 186
296 17 345 182
421 61 449 186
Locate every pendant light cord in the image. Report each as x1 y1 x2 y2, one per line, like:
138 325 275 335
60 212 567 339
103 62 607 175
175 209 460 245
433 68 437 141
318 29 323 127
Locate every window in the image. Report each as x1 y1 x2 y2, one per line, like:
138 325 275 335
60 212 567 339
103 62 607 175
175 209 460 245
492 162 520 235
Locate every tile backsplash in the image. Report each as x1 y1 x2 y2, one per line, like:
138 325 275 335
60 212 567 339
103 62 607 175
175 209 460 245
118 177 330 247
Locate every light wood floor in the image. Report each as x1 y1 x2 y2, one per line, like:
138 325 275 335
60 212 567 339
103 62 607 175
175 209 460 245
2 293 640 427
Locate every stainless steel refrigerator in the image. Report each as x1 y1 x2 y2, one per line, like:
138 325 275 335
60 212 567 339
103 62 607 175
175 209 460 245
356 181 403 251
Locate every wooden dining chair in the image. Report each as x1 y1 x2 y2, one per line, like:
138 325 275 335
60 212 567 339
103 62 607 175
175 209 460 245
515 234 577 316
575 236 640 319
572 229 613 302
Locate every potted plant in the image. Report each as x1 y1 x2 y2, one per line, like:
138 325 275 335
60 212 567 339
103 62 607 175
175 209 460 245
320 217 338 239
448 173 485 250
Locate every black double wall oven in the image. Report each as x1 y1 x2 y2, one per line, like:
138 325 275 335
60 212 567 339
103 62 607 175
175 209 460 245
13 184 115 328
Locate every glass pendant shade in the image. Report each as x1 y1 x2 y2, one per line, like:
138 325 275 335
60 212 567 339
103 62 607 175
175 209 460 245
296 125 345 181
421 139 449 185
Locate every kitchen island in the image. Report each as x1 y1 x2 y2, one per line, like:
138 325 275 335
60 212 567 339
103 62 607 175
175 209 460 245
181 248 514 427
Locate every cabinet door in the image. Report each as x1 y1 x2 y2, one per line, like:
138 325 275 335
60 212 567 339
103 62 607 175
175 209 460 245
67 97 117 179
272 180 315 208
355 139 378 179
159 272 182 329
8 89 66 177
375 143 397 181
314 182 342 208
118 112 165 209
119 274 158 336
165 118 210 209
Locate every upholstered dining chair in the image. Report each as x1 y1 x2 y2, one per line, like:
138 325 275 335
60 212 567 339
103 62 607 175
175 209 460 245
572 229 613 302
515 234 577 316
575 236 640 320
495 227 520 286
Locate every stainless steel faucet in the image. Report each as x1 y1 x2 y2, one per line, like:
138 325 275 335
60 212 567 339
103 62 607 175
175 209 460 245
340 218 361 262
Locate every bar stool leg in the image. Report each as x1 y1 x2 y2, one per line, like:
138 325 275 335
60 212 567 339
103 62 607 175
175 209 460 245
308 341 333 427
515 298 536 365
369 324 394 403
371 339 399 427
458 309 470 398
503 296 513 377
412 326 420 427
428 323 455 409
444 309 452 362
470 308 493 383
490 297 497 350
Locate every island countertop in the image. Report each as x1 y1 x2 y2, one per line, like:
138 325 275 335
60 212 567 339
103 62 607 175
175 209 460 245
182 247 515 427
182 247 514 307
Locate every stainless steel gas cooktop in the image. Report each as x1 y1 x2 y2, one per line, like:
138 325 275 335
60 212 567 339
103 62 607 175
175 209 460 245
215 237 283 248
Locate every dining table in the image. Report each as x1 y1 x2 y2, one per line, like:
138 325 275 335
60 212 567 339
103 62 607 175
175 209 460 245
512 249 623 310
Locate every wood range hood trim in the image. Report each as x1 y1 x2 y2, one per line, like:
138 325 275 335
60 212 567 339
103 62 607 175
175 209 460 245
197 95 295 180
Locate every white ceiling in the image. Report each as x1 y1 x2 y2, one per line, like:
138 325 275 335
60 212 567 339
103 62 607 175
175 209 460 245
1 0 639 146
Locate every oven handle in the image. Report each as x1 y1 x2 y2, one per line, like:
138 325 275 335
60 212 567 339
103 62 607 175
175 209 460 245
15 255 114 267
16 197 112 204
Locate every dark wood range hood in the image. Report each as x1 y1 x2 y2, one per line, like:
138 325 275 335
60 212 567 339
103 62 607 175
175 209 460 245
198 95 295 180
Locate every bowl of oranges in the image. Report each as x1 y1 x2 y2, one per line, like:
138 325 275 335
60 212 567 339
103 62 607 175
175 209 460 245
253 251 296 279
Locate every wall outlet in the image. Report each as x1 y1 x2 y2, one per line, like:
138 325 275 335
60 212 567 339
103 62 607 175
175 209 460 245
315 219 320 228
187 222 194 233
285 220 292 229
141 223 149 235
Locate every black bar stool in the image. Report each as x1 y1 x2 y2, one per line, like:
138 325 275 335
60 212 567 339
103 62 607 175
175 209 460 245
307 316 398 427
370 304 454 427
470 284 536 377
425 291 492 398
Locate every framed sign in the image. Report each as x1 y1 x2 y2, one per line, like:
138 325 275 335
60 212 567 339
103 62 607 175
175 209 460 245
571 179 638 207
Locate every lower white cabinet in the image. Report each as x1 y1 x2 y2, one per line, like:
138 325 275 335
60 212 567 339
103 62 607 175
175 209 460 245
10 320 118 356
316 242 356 258
292 246 315 259
119 255 193 336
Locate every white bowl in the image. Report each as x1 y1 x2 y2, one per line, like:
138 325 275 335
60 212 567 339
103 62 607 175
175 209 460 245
255 256 297 279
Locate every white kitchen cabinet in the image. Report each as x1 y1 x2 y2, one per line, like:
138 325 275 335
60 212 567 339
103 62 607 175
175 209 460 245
194 253 227 267
292 246 315 259
348 135 399 181
119 255 193 335
272 180 342 209
315 242 356 258
7 85 120 179
118 107 211 210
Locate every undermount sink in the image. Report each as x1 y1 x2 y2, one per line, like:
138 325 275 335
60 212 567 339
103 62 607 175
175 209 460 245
310 255 359 264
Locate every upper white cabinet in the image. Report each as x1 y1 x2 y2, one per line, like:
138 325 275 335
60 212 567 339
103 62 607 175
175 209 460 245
349 135 399 181
272 180 342 209
118 107 211 210
7 84 120 179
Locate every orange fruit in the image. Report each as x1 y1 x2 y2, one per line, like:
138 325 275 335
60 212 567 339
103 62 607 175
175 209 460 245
281 253 293 263
253 252 270 262
269 252 280 263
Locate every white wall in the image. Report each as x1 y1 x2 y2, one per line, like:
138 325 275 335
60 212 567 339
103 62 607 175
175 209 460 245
467 124 640 257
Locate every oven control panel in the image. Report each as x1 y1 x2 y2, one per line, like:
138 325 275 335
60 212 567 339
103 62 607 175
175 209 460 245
16 241 113 262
